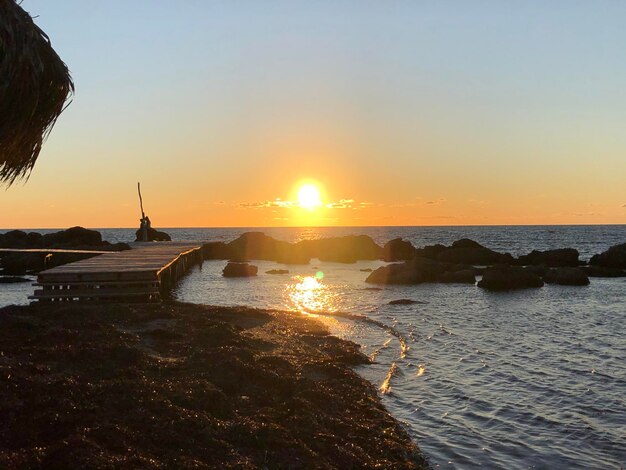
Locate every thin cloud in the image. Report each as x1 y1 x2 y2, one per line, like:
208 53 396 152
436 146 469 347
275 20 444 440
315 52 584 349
238 197 375 210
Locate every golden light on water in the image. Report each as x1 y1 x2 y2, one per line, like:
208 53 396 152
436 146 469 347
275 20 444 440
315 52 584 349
286 274 338 314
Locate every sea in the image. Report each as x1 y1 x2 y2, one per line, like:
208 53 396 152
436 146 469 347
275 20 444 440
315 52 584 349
1 225 625 469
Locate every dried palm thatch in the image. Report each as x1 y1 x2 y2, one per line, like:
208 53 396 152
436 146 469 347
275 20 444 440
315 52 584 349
0 0 74 185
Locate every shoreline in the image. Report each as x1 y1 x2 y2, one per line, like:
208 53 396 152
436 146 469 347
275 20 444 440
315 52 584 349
0 301 429 468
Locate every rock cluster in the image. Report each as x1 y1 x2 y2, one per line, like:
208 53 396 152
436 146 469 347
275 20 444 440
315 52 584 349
0 227 130 275
365 258 476 285
222 262 258 277
589 242 626 269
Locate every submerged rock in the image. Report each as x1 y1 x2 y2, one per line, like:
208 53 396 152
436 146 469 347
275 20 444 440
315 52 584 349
589 242 626 269
517 248 580 267
478 265 544 291
222 262 258 277
389 299 419 305
266 269 289 275
383 238 416 262
543 267 590 286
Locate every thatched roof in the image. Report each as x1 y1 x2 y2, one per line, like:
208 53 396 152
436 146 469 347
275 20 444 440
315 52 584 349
0 0 74 185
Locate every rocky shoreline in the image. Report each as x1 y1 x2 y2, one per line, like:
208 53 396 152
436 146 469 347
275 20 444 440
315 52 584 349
3 227 625 291
200 232 626 290
0 301 429 469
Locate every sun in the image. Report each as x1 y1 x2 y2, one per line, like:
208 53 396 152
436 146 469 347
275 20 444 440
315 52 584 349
297 184 322 210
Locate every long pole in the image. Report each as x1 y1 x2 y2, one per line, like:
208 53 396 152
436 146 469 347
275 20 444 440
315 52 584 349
138 182 145 219
138 182 147 241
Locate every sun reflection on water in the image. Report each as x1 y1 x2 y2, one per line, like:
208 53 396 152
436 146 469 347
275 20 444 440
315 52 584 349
286 274 339 314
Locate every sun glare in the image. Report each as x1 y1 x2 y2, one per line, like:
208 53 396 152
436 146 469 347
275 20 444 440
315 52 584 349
297 184 322 210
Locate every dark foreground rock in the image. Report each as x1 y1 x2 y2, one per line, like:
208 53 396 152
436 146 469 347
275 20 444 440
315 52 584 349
0 302 428 469
366 258 476 285
222 262 258 277
589 242 626 269
544 267 590 286
478 265 544 291
516 248 580 267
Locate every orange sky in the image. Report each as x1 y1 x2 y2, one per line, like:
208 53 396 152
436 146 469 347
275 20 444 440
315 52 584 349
2 1 625 229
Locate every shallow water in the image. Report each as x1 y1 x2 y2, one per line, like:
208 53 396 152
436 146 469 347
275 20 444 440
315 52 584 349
2 225 625 468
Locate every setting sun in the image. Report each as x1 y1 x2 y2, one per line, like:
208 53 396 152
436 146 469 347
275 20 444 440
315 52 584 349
297 184 322 210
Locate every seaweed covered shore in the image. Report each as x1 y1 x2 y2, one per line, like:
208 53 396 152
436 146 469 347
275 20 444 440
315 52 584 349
0 302 429 469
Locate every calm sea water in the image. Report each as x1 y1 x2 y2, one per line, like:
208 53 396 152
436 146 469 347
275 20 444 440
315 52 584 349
1 225 625 469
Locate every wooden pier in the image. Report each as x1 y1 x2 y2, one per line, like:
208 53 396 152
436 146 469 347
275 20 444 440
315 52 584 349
30 243 203 302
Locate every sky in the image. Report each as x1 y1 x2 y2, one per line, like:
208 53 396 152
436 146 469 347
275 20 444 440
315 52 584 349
2 0 625 228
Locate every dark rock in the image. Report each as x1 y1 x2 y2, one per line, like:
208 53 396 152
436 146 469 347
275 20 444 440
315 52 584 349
582 265 626 278
365 257 468 285
389 299 419 305
227 232 280 260
544 267 590 286
413 244 447 259
201 242 233 260
517 249 580 267
298 235 382 263
222 262 258 277
226 232 310 264
0 276 30 283
437 240 514 265
478 265 544 291
524 265 548 277
438 269 476 284
135 227 171 242
589 242 626 269
1 227 116 249
0 230 30 248
382 238 416 261
266 269 289 275
42 226 103 247
360 268 373 272
414 239 513 265
451 238 483 249
274 245 311 265
366 263 421 285
0 252 99 275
